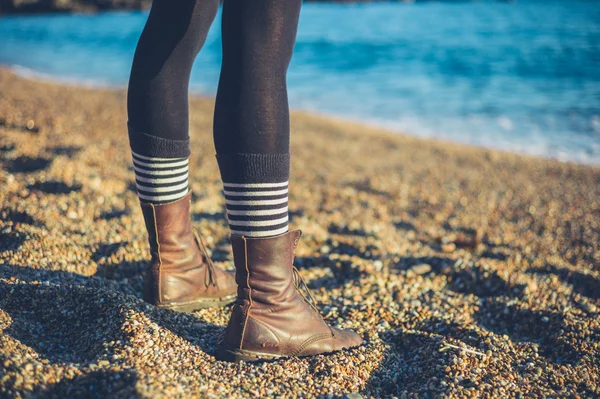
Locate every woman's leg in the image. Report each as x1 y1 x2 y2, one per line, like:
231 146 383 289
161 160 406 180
127 0 218 204
214 0 302 238
127 0 237 311
215 0 362 362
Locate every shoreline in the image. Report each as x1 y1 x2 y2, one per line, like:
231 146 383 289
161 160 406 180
0 0 416 15
1 69 599 398
4 64 598 168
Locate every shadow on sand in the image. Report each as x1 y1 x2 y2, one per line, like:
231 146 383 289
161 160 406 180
0 263 224 396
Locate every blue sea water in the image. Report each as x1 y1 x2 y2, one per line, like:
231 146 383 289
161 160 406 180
1 1 599 164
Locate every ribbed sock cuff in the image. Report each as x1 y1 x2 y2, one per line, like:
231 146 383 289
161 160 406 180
128 123 191 158
216 153 290 184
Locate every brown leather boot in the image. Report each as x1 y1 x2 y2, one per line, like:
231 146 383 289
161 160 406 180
218 230 362 361
140 192 237 312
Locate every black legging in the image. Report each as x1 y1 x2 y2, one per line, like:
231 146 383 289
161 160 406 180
127 0 301 155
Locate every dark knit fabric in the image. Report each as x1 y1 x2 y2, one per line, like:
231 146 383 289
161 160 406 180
213 0 302 155
216 153 290 184
128 127 191 159
127 0 219 148
127 0 301 158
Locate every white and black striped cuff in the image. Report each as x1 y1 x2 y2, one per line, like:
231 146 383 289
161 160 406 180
223 181 289 237
132 151 189 204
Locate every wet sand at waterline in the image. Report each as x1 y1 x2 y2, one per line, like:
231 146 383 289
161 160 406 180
0 69 599 398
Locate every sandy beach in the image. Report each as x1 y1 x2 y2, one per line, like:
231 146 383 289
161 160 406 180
0 68 599 398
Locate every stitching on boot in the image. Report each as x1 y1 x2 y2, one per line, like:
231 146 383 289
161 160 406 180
240 236 252 349
290 333 333 357
151 204 162 303
238 305 249 349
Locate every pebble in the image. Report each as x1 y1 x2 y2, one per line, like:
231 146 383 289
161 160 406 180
442 243 456 253
411 263 432 275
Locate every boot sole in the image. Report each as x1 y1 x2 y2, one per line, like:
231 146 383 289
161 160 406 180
216 343 360 362
217 345 283 362
156 294 237 312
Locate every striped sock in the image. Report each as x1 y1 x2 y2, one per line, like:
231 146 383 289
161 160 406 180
217 153 290 238
131 151 189 204
223 181 289 237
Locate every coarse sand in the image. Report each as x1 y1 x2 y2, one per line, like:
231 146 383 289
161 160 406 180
0 69 599 398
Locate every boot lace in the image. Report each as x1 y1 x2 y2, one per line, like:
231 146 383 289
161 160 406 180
194 231 218 288
293 267 334 336
292 267 322 316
